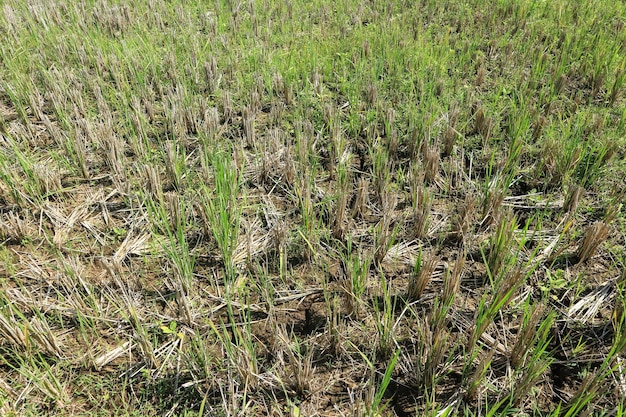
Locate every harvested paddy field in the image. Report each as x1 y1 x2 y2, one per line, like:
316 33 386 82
1 1 626 415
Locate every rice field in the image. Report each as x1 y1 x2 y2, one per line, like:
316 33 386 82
0 1 625 415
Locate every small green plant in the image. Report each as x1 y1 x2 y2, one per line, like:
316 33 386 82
351 344 400 417
343 237 371 318
373 274 397 360
209 304 260 392
468 266 526 352
507 303 555 406
200 147 242 283
485 213 518 279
